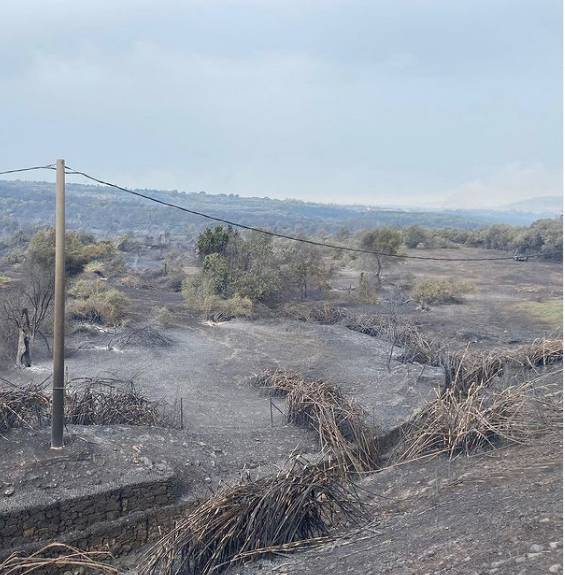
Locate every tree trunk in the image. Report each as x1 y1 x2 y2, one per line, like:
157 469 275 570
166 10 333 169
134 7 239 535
16 308 32 367
374 255 382 286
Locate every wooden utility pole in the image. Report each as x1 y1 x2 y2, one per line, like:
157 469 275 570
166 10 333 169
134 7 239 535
51 159 65 449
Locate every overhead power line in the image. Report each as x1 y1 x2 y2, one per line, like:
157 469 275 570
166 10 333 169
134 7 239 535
0 164 55 176
0 163 557 263
64 165 545 263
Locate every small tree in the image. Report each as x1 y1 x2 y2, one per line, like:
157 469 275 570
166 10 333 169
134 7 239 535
2 263 54 367
359 228 403 285
284 244 332 299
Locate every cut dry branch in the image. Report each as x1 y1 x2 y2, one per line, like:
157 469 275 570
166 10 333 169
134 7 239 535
252 369 380 473
0 542 118 575
140 462 362 575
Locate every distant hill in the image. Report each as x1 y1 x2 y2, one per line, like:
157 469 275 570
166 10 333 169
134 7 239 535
499 195 562 215
0 179 555 239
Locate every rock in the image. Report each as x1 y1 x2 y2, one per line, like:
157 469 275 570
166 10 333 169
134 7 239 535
204 476 212 483
3 486 15 497
527 552 543 560
139 456 152 467
549 541 561 550
549 564 561 573
530 544 545 553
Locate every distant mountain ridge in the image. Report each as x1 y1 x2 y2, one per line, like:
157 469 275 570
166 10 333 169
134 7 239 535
499 195 562 214
0 179 558 239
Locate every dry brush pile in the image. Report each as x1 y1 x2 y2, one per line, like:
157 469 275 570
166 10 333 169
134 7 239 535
140 461 363 575
394 376 562 462
0 380 49 432
0 377 170 432
65 377 169 426
252 369 379 473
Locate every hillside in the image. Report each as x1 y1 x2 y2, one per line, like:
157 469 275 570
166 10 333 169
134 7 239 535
0 179 549 238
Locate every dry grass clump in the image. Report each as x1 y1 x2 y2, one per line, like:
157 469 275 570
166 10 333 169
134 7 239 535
0 381 49 432
252 369 379 473
65 377 168 426
68 279 129 325
140 462 362 575
0 543 118 574
395 381 550 462
510 338 563 367
412 278 475 305
283 303 347 324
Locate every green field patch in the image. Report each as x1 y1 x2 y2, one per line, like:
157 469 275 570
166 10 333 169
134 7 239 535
513 299 563 331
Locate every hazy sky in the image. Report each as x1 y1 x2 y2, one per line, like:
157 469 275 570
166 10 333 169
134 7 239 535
0 0 562 207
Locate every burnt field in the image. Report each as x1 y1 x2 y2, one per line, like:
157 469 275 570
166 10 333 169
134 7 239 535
332 246 562 348
0 240 562 575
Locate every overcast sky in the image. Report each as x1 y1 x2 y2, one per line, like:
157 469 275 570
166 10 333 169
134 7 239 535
0 0 561 208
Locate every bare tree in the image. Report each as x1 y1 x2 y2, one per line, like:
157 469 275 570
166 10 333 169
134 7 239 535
2 265 54 367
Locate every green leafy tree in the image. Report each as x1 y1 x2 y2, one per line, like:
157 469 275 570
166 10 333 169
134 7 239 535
284 244 332 299
196 225 232 259
202 253 230 296
360 228 403 284
403 225 429 249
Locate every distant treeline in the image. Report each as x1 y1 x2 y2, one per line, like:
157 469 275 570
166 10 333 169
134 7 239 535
401 219 563 260
0 179 555 240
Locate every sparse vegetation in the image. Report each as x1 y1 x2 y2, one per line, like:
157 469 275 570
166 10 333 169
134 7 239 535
513 299 563 331
412 278 475 305
68 279 129 325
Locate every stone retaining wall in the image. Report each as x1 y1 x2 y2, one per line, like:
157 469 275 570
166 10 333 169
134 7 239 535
0 475 178 552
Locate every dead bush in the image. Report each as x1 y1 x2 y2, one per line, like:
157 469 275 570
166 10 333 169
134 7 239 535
412 278 474 305
109 325 172 349
282 303 348 324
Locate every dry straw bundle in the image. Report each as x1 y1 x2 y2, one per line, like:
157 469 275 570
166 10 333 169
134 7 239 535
65 377 167 426
253 369 379 473
0 543 117 575
140 462 362 575
0 382 49 432
395 380 553 462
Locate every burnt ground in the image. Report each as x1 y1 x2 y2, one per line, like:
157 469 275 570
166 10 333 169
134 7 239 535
237 427 563 575
0 245 562 572
1 317 443 510
333 246 563 349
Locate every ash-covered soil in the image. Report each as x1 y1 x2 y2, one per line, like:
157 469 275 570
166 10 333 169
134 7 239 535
0 422 316 510
1 318 442 511
334 246 563 348
237 429 563 575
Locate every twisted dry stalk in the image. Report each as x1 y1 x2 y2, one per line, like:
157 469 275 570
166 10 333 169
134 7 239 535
0 542 118 575
139 461 362 575
253 369 379 473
